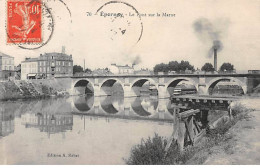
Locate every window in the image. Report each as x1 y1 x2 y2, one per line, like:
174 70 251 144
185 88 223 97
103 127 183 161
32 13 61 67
39 67 42 72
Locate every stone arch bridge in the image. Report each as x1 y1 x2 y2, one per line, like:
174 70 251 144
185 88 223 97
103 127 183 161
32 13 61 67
56 73 260 98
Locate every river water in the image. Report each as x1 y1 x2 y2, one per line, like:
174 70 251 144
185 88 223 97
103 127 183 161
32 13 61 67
0 95 174 164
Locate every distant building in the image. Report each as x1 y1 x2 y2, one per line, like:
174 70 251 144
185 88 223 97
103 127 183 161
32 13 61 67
0 52 15 80
248 70 260 74
109 64 134 74
21 48 73 80
134 68 153 75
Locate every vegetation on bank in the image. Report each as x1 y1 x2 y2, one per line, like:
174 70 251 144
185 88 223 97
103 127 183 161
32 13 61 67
0 80 68 101
125 102 253 165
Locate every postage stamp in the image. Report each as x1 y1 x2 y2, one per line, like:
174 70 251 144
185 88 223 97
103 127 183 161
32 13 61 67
7 0 42 44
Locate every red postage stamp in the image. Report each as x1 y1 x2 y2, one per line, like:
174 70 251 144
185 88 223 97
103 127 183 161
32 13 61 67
7 0 42 44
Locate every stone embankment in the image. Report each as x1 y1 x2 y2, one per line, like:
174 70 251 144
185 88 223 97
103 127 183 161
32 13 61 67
0 79 71 101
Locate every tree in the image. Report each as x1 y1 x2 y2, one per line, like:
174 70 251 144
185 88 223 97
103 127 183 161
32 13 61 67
153 60 195 73
168 61 179 72
219 63 234 72
73 65 83 74
153 63 169 73
201 63 214 72
178 60 195 72
84 68 92 73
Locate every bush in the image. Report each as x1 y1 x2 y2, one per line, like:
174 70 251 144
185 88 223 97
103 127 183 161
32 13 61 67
231 102 248 116
125 133 167 165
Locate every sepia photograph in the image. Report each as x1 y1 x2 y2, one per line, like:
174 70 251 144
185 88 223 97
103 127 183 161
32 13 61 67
0 0 259 165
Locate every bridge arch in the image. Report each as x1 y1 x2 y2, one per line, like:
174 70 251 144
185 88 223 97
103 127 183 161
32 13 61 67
131 78 159 97
100 78 124 96
73 79 94 95
166 77 198 96
206 77 247 95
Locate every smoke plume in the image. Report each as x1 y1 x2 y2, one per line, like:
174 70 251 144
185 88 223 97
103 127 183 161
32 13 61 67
132 55 142 65
193 18 229 57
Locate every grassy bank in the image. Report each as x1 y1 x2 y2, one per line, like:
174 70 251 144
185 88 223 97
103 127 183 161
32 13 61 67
125 102 253 165
0 80 68 101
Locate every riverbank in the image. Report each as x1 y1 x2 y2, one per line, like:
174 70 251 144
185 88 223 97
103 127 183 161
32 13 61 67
203 98 260 164
125 97 259 165
0 80 69 101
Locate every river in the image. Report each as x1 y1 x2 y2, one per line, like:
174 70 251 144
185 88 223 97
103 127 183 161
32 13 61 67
0 95 175 164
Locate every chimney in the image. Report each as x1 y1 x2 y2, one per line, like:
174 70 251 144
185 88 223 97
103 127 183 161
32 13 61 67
62 46 65 54
214 48 217 71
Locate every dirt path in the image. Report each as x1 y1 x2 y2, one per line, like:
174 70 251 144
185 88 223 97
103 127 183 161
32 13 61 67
204 98 260 164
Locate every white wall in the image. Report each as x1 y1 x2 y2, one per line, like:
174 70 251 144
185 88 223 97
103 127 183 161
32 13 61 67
21 61 38 80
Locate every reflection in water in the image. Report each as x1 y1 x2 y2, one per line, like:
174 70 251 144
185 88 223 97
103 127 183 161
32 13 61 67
0 96 174 164
100 95 124 114
73 94 94 112
131 96 158 116
0 107 14 137
21 113 73 138
72 95 174 121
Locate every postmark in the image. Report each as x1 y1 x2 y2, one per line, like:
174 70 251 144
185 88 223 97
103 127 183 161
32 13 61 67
95 1 143 45
7 0 42 44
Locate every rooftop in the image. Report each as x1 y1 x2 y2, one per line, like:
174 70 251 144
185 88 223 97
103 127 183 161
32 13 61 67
0 52 14 58
22 52 72 63
111 64 134 69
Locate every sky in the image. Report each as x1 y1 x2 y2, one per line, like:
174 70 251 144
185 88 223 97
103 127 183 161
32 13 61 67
0 0 259 71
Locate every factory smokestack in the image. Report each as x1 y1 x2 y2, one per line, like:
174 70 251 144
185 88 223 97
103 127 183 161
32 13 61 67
214 48 217 71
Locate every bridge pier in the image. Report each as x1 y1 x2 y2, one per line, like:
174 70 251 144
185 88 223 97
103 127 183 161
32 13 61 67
157 99 170 119
123 99 132 116
93 96 101 114
158 84 170 99
93 84 101 97
198 84 208 95
123 84 137 97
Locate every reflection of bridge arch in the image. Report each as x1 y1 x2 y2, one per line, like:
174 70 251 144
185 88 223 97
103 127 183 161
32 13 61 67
100 96 123 114
206 77 247 95
73 95 94 112
130 97 158 116
131 78 158 96
73 79 94 95
100 78 124 96
166 77 198 96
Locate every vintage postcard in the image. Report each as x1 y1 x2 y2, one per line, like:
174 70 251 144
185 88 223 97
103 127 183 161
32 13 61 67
0 0 259 165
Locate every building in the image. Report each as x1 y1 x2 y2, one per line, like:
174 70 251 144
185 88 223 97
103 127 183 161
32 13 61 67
248 70 260 74
0 52 15 80
109 64 134 74
21 49 73 80
134 68 153 75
